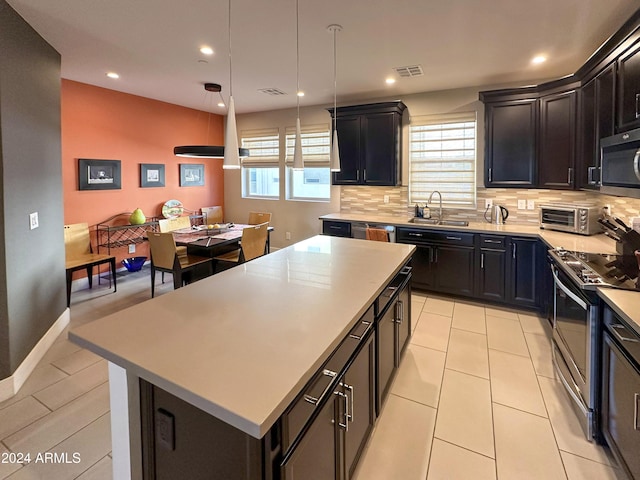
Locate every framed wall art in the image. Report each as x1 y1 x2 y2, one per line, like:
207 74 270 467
179 163 205 187
78 159 121 190
140 163 165 188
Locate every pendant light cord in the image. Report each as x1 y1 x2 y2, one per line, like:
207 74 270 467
296 0 300 117
228 0 233 100
333 27 337 133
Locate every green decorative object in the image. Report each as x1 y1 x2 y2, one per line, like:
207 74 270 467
129 208 146 225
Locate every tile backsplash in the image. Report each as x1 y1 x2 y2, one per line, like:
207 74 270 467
340 186 640 225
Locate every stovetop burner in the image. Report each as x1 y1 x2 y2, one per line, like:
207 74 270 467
550 249 640 291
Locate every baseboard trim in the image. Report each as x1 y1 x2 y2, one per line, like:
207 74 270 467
0 308 71 402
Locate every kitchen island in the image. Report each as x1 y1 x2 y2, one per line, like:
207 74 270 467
70 235 415 480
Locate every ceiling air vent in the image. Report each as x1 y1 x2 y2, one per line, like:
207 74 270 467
258 88 288 96
393 65 424 77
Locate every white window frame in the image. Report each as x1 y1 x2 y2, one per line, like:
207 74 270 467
240 128 280 199
284 124 331 202
409 112 477 209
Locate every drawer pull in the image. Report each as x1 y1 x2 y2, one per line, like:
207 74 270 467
329 226 341 230
303 369 337 405
446 236 462 241
408 232 424 237
484 239 501 244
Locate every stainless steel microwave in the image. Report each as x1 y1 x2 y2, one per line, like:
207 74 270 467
600 128 640 198
539 204 602 235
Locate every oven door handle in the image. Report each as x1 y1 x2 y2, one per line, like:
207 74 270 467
551 265 587 310
634 148 640 181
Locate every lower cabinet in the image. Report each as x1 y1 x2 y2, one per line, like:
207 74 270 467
282 331 375 480
477 235 508 302
508 237 540 308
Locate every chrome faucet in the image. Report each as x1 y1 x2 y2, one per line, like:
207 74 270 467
428 191 443 222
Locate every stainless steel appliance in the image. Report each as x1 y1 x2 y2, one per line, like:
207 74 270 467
484 205 509 224
548 248 640 441
539 204 602 235
600 127 640 199
601 305 640 480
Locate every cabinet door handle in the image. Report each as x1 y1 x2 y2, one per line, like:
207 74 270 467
634 149 640 182
634 393 639 431
363 169 367 182
434 248 438 263
512 243 517 259
335 390 349 431
481 253 485 269
568 168 573 185
636 93 640 119
587 166 599 185
395 300 404 325
345 384 354 424
488 168 493 183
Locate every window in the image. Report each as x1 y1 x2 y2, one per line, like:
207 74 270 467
241 129 280 198
285 125 331 201
409 113 477 208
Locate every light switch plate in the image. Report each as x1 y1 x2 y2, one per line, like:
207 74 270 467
29 212 39 230
527 200 535 210
517 199 526 210
383 195 389 204
128 244 136 254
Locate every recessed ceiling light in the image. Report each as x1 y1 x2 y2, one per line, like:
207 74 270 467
532 55 547 65
297 91 305 97
106 72 119 79
385 78 396 85
200 46 214 55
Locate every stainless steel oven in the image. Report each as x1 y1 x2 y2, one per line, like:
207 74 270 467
550 263 600 440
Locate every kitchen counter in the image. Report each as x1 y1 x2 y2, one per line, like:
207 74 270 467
319 213 618 254
69 235 415 439
597 288 640 336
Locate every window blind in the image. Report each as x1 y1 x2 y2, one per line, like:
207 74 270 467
284 124 331 166
240 128 280 167
409 113 477 208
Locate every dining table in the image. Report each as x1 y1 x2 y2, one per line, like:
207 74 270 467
170 223 273 257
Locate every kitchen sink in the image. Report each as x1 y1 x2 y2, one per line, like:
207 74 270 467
409 218 469 227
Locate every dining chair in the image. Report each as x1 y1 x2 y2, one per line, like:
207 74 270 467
202 206 224 225
64 223 117 307
247 211 272 225
158 216 192 232
147 232 213 297
214 222 269 270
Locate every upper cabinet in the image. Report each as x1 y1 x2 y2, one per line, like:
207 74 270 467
538 90 577 189
329 101 406 186
484 99 537 187
617 40 640 132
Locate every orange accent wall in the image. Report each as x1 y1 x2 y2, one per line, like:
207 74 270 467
61 79 225 264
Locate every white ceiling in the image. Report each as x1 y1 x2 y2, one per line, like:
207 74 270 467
6 0 640 114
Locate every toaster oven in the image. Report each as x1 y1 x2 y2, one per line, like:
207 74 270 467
539 204 602 235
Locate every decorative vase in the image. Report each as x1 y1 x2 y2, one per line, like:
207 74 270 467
129 208 146 225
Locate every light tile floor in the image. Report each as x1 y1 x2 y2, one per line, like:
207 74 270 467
0 270 622 479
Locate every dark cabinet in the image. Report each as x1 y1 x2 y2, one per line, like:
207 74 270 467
483 99 537 187
578 65 615 189
538 90 577 189
322 220 352 238
396 228 474 296
477 235 508 302
329 102 406 186
617 40 640 132
508 237 540 308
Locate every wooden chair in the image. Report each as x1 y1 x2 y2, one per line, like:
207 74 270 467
147 232 213 297
64 223 117 307
202 206 224 225
214 223 269 269
247 211 272 225
158 216 192 233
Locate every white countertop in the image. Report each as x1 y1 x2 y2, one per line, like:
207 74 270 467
69 235 415 439
319 213 618 254
597 288 640 336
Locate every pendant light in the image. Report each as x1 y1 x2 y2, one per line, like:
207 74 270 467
173 83 249 159
223 0 241 169
292 0 304 171
328 24 342 172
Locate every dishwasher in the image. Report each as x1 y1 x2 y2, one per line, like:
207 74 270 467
351 222 396 242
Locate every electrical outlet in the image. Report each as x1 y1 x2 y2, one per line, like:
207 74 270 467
285 232 291 240
29 212 39 230
517 199 526 210
485 199 493 209
128 244 136 254
603 204 611 215
527 199 535 210
383 195 389 204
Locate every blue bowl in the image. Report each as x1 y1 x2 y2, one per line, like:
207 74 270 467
122 256 147 272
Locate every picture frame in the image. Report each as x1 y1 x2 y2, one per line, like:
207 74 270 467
78 159 121 190
140 163 165 188
179 163 205 187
